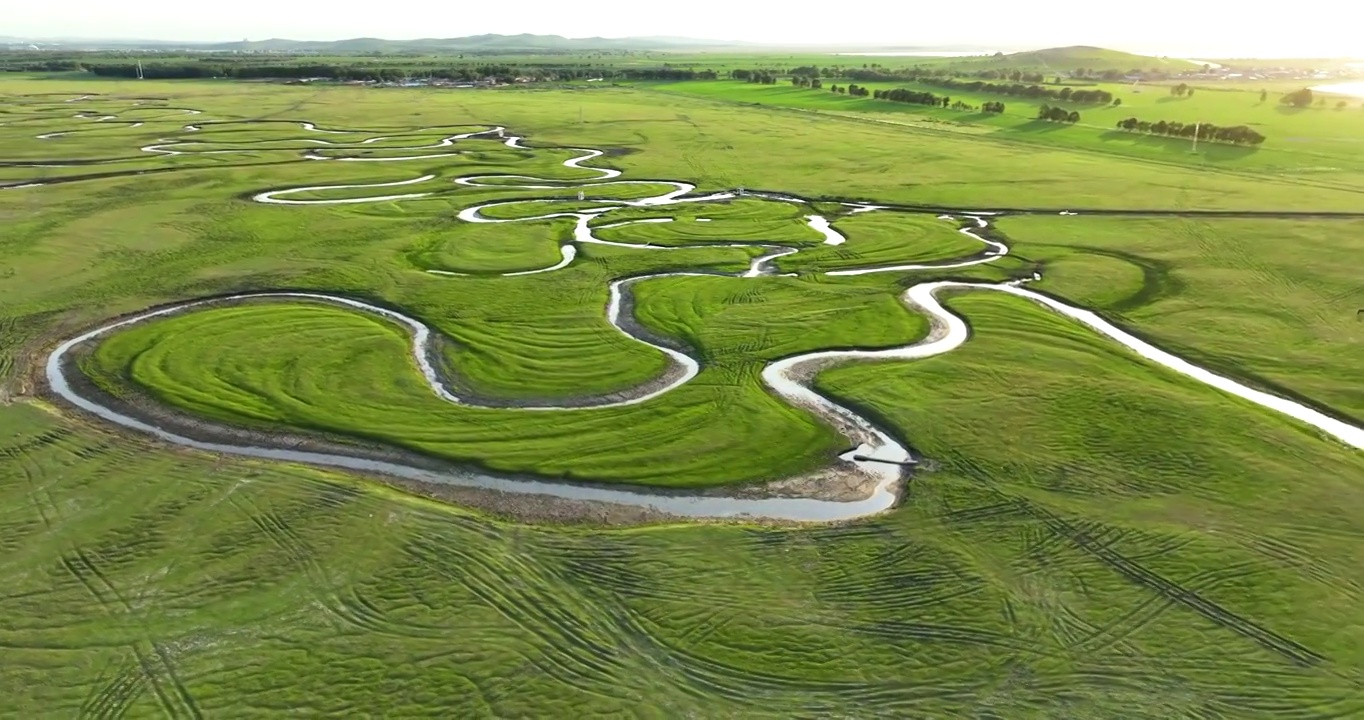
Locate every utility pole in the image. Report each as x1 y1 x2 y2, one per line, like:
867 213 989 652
1192 121 1200 153
136 60 144 80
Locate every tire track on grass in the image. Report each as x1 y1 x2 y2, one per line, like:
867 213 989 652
226 493 440 640
404 535 630 697
79 655 147 720
59 549 201 719
1022 504 1324 665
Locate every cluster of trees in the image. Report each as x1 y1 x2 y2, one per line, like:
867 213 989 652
616 68 716 80
1037 105 1081 123
0 58 85 72
981 101 1006 114
1276 88 1362 110
919 78 1113 104
791 76 822 89
85 62 500 82
968 69 1047 83
731 69 777 84
1169 83 1195 97
82 61 715 83
829 83 871 97
872 88 951 108
1281 88 1314 108
1115 118 1266 145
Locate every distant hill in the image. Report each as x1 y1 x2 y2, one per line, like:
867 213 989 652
0 33 753 53
964 46 1199 71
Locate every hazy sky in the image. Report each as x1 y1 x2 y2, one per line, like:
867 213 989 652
7 1 1360 58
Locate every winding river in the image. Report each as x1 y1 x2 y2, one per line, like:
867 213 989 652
22 98 1364 521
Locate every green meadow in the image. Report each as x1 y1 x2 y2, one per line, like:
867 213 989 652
2 68 1363 717
646 77 1364 183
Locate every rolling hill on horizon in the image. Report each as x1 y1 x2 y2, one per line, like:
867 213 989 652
0 35 1215 69
0 33 756 53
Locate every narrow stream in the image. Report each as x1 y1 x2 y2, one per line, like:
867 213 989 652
33 108 1364 521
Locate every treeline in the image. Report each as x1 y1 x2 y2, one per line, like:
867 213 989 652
1 59 85 72
1281 88 1313 108
81 62 714 82
731 69 778 84
827 83 871 97
873 88 951 108
921 78 1114 104
1115 117 1266 145
796 65 1050 84
617 68 717 81
1037 105 1080 123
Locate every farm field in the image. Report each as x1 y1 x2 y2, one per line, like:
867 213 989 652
2 70 1363 717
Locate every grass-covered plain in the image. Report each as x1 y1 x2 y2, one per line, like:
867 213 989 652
590 197 823 246
3 75 1364 716
998 215 1364 420
788 212 990 273
647 78 1364 188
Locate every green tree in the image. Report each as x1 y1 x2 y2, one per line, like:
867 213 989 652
1281 88 1314 108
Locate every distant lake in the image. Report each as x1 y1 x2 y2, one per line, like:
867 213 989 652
1312 82 1364 99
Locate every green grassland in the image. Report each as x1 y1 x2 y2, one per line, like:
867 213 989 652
996 215 1364 420
788 212 989 273
646 79 1364 182
2 72 1363 717
590 197 824 246
78 273 916 487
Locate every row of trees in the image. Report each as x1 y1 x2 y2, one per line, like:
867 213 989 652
731 69 778 84
872 88 951 108
1 58 85 72
981 101 1006 114
1037 105 1081 123
1114 118 1266 145
81 62 717 83
920 78 1114 104
830 83 871 97
968 69 1047 83
1169 83 1195 97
